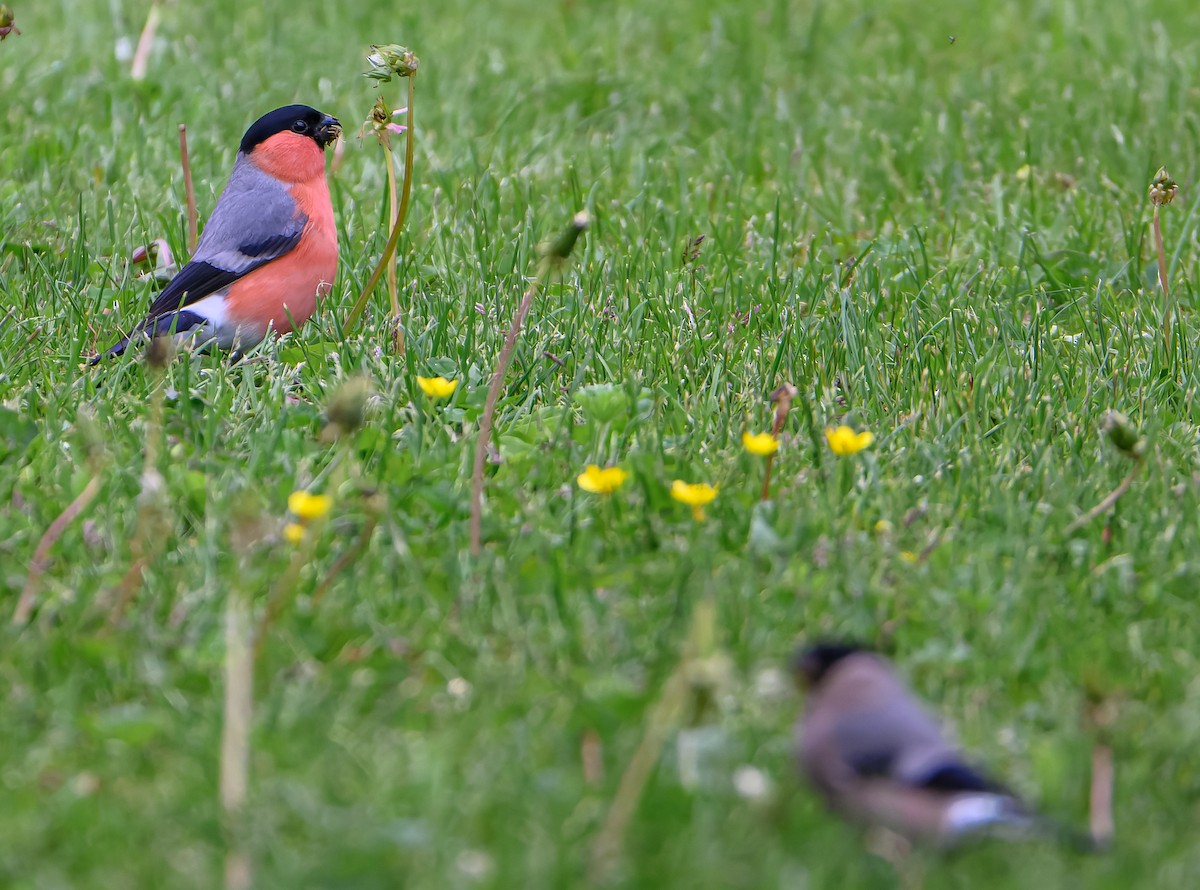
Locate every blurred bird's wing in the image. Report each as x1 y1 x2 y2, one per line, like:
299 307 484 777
831 699 992 790
800 655 1002 797
144 156 306 320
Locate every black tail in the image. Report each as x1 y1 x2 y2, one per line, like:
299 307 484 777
90 310 207 365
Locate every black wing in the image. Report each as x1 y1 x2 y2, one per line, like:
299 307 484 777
143 227 301 320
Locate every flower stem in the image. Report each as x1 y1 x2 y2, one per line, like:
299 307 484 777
760 384 796 501
384 140 399 346
470 212 589 555
14 475 103 625
1064 459 1142 536
1153 204 1173 357
344 75 416 348
254 457 347 664
179 124 198 253
470 270 546 556
130 0 162 81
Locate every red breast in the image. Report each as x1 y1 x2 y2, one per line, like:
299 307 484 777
225 132 338 335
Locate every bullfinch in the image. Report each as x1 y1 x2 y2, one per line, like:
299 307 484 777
792 643 1083 848
97 104 340 361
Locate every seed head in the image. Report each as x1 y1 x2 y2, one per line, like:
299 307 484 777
1149 167 1178 206
323 377 373 441
1101 410 1144 459
365 44 419 82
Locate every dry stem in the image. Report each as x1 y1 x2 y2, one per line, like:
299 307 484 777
1153 205 1173 355
469 213 588 555
179 124 198 253
469 273 545 555
130 1 161 81
14 475 103 625
221 588 254 890
1064 461 1141 536
1089 742 1114 849
760 383 797 501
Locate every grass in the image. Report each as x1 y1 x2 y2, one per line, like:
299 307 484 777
4 0 1200 886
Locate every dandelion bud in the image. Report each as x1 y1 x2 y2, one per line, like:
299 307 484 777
365 44 419 82
75 406 105 462
323 376 373 440
540 211 591 262
1149 167 1178 206
144 335 173 370
0 5 20 40
770 383 798 404
367 95 390 129
1102 410 1144 458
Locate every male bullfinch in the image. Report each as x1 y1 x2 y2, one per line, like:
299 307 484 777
97 105 340 361
792 643 1087 848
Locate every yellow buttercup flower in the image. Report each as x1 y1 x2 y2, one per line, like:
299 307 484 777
825 425 874 456
671 480 718 521
416 375 458 399
288 490 332 521
283 523 307 544
742 431 779 456
577 464 628 495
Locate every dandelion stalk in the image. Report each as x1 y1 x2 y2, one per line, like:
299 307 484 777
220 585 254 890
105 338 173 628
470 212 589 556
179 124 198 253
130 0 162 81
255 378 370 664
384 133 399 339
14 408 106 626
760 383 796 501
254 458 344 665
14 477 102 625
592 597 729 876
310 494 382 606
344 45 419 350
1149 167 1178 356
1065 410 1144 536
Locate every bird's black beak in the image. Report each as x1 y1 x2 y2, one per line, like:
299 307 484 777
315 115 342 149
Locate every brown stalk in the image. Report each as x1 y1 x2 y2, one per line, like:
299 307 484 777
310 512 379 606
1089 742 1114 849
14 475 103 625
760 383 797 501
130 0 162 81
179 124 198 253
469 212 589 556
221 587 254 890
1153 206 1172 354
1064 461 1141 536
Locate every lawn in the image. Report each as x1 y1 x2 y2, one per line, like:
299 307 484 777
3 0 1200 886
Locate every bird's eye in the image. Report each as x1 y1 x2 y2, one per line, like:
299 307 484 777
292 120 310 134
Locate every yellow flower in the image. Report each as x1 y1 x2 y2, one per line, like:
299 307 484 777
283 523 306 544
899 550 918 564
671 479 718 521
825 425 874 456
416 376 458 399
742 431 779 456
577 464 628 494
288 490 332 521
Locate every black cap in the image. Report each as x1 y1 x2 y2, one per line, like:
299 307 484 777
239 105 341 154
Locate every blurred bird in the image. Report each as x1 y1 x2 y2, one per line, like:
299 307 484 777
96 105 340 362
792 642 1088 848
